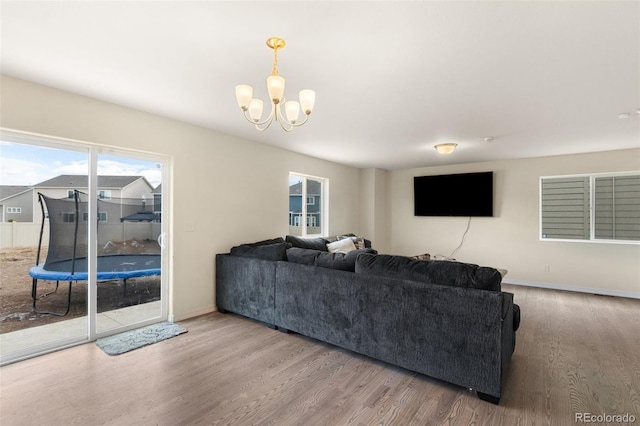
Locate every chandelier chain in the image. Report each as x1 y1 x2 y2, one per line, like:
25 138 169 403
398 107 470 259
272 48 279 76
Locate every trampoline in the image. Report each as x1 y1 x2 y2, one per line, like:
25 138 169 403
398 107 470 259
30 191 162 316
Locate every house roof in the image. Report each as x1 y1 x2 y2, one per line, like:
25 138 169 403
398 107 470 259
152 184 162 194
0 185 31 201
289 180 321 196
34 175 146 189
120 211 161 222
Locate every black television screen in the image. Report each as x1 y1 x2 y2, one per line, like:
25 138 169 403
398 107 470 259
414 172 494 217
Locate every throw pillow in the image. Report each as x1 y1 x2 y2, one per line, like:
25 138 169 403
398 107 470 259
285 235 329 251
409 253 431 261
337 235 366 249
230 242 291 261
326 238 357 254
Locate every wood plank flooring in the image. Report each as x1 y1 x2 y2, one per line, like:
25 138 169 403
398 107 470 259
1 284 639 425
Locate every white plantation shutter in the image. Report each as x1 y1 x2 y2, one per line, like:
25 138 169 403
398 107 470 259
541 177 590 240
541 173 640 243
594 175 640 241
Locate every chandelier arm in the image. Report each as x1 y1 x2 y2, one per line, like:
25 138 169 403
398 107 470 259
288 114 310 128
253 103 277 131
241 103 276 127
274 104 294 132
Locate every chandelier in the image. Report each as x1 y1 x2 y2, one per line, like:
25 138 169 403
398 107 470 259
235 37 316 132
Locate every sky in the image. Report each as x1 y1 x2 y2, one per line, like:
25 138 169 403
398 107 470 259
0 141 162 187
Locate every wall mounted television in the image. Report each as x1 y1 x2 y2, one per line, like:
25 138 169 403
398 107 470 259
414 171 494 217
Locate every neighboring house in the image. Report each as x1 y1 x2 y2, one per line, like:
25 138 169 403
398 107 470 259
0 186 33 222
32 175 155 224
289 180 321 228
152 184 162 214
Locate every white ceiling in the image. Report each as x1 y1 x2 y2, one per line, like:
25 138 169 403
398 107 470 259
1 1 639 170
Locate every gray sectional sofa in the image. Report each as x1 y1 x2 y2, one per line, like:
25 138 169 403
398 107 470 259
215 235 520 404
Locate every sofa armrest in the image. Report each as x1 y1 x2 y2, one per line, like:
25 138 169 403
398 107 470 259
215 254 277 325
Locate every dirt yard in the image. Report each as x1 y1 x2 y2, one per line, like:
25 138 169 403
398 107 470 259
0 246 161 334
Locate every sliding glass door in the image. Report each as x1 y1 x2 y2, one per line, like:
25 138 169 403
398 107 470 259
95 152 165 334
0 130 170 364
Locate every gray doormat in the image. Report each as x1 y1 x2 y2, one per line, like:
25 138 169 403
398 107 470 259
96 321 187 356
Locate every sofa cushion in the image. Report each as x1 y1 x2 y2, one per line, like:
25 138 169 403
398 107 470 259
243 237 285 247
287 247 377 272
285 235 329 251
285 247 320 266
316 248 378 272
355 253 502 292
230 242 291 261
326 238 357 254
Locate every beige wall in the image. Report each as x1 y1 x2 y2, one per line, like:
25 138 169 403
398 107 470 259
388 150 640 297
2 74 638 316
359 168 390 253
0 75 361 320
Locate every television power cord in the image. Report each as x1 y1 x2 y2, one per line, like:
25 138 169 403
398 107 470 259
449 217 472 259
433 217 473 261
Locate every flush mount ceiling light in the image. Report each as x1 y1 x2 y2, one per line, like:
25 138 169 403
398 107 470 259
235 37 316 132
434 143 458 155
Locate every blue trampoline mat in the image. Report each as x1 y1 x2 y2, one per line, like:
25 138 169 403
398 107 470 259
29 254 161 281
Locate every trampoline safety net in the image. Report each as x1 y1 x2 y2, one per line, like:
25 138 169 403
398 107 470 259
38 191 161 272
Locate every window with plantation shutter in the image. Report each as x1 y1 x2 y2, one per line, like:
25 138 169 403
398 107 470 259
541 172 640 244
594 175 640 241
541 176 590 240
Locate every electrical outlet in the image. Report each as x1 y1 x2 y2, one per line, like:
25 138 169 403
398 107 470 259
543 265 550 273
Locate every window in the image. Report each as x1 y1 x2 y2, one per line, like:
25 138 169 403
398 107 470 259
62 212 75 223
540 172 640 243
7 207 21 213
82 212 107 222
289 173 328 237
98 190 111 200
67 190 75 199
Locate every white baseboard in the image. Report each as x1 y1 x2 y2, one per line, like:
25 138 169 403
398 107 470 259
169 304 216 322
503 278 640 300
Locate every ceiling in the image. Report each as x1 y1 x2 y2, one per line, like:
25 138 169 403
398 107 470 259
1 1 639 170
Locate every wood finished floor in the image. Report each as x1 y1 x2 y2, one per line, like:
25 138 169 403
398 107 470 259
1 284 639 425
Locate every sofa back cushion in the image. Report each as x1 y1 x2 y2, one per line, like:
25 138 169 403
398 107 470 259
355 253 502 292
287 247 378 272
285 235 329 251
230 242 291 261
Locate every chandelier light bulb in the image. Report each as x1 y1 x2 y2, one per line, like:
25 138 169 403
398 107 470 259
299 89 316 115
267 75 285 104
248 99 263 122
285 101 301 124
235 85 253 111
